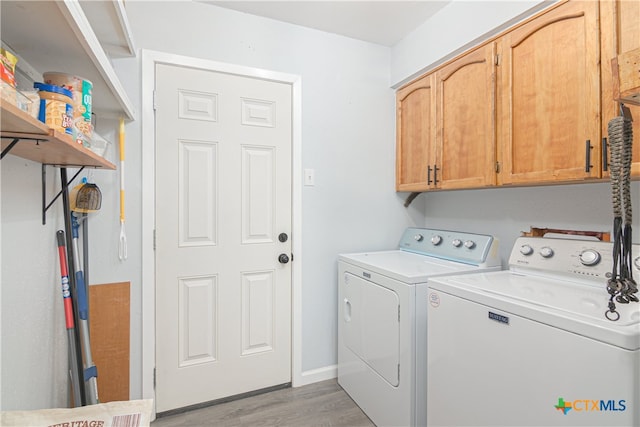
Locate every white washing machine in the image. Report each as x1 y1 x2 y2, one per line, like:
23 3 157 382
338 227 501 427
427 236 640 427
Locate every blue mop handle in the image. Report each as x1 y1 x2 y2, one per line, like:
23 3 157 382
71 214 88 320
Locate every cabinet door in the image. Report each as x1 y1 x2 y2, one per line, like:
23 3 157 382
436 42 497 190
396 74 436 191
600 0 640 177
498 0 601 185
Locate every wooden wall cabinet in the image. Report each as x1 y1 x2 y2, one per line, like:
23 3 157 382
396 43 497 192
436 42 497 190
396 0 639 192
496 0 602 185
396 73 436 192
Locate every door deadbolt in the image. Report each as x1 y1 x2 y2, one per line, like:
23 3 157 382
279 233 288 243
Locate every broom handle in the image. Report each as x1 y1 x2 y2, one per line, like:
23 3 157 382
119 118 125 224
71 215 99 404
57 230 83 407
119 118 128 261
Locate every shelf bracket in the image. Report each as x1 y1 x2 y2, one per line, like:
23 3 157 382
1 138 20 160
42 164 85 225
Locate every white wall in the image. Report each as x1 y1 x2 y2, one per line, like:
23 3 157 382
1 157 70 410
412 182 640 265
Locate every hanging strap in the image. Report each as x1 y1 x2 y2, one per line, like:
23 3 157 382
606 116 623 320
620 113 638 303
605 111 637 321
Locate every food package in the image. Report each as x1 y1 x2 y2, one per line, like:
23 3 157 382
1 47 18 87
1 399 153 427
44 72 93 146
34 82 74 136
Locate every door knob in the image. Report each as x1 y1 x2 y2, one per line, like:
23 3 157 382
278 253 290 264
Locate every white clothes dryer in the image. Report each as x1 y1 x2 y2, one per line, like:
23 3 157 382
427 236 640 427
338 228 501 427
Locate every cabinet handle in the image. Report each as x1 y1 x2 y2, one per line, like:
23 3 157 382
585 140 592 172
427 166 432 185
434 165 440 185
602 138 608 172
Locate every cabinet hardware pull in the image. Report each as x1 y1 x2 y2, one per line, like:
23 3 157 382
585 140 592 172
427 165 432 185
434 165 440 185
602 137 608 172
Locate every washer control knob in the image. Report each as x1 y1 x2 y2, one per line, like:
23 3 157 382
464 240 476 249
414 234 424 242
431 235 443 246
520 245 534 256
579 249 601 266
452 239 462 248
540 246 554 258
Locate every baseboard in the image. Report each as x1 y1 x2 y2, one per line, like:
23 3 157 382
295 364 337 387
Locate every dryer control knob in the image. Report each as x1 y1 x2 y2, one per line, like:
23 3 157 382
414 234 424 242
431 235 443 245
520 245 534 256
464 240 476 249
579 250 601 266
540 246 554 258
452 239 462 247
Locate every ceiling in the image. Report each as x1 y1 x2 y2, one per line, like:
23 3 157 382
200 1 450 46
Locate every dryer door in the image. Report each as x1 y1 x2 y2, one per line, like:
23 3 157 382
343 272 400 386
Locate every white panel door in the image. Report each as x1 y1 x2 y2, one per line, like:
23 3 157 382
155 63 292 412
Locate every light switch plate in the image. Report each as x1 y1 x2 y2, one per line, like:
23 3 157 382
304 168 315 186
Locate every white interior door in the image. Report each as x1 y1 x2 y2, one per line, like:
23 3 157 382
154 63 292 412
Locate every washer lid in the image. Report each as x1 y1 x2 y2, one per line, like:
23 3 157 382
338 250 488 284
429 271 640 350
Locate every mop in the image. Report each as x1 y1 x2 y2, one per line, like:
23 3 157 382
56 230 83 407
71 213 99 404
70 179 102 404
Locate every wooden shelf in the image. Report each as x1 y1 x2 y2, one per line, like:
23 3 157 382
1 101 116 169
0 0 136 120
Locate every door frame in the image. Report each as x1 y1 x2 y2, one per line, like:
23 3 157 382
140 49 303 418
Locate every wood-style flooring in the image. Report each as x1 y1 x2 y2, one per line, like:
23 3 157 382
151 379 375 427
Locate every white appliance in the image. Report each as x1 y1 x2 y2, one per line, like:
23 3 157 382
427 236 640 427
338 227 501 427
